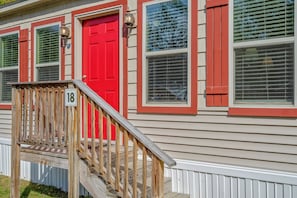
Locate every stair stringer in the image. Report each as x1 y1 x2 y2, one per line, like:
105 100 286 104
79 159 108 198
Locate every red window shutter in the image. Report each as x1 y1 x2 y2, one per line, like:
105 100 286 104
19 29 29 82
206 0 228 106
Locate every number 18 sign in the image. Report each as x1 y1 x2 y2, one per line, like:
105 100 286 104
65 88 77 107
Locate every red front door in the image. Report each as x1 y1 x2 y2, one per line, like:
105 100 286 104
82 14 119 139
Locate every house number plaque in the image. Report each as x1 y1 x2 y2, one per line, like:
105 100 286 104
65 89 77 107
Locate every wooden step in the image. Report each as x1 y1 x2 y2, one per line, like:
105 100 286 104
79 142 190 198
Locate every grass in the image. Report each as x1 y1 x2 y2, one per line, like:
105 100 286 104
0 175 71 198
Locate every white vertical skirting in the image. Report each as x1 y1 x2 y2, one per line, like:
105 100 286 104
165 159 297 198
0 139 89 195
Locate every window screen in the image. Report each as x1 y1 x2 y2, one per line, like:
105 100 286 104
0 33 18 102
36 25 59 81
145 0 189 103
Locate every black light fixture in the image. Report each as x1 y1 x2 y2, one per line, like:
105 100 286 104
60 24 70 48
124 11 136 36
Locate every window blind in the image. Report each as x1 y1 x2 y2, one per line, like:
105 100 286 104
0 33 18 68
36 25 59 64
146 0 188 52
37 65 59 81
147 53 188 102
234 0 294 42
235 44 294 104
1 70 18 102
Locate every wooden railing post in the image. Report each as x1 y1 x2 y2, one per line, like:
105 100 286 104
67 86 80 198
10 87 21 198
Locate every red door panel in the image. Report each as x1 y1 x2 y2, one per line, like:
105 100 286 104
82 14 119 139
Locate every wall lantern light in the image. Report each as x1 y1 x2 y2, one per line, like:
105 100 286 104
124 12 136 36
60 24 70 48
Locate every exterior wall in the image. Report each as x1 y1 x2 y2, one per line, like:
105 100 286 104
0 110 12 139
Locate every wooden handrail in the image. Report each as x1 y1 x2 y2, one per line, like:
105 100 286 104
72 79 176 167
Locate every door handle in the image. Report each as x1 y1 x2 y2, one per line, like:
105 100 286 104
82 75 87 80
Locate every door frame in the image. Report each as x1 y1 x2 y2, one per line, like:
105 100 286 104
72 5 124 115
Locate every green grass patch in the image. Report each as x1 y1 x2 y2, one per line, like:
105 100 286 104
0 175 91 197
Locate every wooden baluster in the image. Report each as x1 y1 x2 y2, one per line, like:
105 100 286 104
35 87 40 144
142 147 147 198
91 101 96 165
133 138 138 198
76 90 81 150
45 88 50 145
83 95 88 158
152 155 157 198
123 130 129 197
158 160 164 198
28 88 33 142
22 88 28 142
55 87 62 147
62 89 68 146
107 115 112 183
115 123 120 191
58 87 64 146
50 88 55 146
99 108 104 174
39 89 44 145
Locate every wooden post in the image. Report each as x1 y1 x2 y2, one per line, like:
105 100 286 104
123 131 129 197
67 103 79 197
10 88 21 198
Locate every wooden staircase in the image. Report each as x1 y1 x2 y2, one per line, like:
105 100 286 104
10 80 189 198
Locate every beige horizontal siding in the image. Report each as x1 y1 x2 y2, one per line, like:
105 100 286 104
127 109 297 173
144 134 297 154
0 110 12 139
129 118 297 137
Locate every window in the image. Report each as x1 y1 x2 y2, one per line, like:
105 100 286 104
0 33 18 102
143 0 189 105
35 24 60 81
231 0 296 106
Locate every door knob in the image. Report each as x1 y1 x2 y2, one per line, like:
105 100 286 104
82 75 87 80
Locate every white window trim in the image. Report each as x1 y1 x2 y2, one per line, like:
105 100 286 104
34 22 61 81
229 0 297 108
142 0 191 108
0 31 19 104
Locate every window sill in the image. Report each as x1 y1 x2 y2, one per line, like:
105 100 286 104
0 104 12 110
138 105 197 115
228 107 297 118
